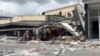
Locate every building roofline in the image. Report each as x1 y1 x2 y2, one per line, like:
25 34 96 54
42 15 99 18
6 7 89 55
44 3 83 13
0 16 12 18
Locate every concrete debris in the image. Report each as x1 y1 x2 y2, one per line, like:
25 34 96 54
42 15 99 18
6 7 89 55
79 37 86 42
27 40 39 44
61 36 73 42
68 47 77 51
70 41 79 45
0 36 99 56
0 40 99 56
60 36 86 43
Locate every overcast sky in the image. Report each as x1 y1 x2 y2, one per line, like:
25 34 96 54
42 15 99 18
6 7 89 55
0 0 82 16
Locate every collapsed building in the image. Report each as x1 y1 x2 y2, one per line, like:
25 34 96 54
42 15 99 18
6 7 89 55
0 3 85 39
44 3 85 37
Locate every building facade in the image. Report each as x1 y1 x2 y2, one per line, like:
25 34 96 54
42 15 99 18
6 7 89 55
44 3 84 19
83 0 100 39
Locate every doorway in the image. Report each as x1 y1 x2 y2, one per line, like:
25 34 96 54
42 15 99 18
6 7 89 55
92 21 99 39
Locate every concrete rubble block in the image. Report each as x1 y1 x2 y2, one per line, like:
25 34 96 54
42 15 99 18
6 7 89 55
37 44 64 56
68 44 86 51
61 36 73 42
92 41 100 45
73 36 80 41
97 46 100 49
85 44 98 49
79 37 86 42
70 41 80 45
68 47 77 51
0 39 4 42
61 36 85 42
27 40 39 44
78 41 88 45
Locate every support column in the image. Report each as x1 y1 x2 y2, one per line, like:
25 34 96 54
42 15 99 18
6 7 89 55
84 4 89 39
99 16 100 40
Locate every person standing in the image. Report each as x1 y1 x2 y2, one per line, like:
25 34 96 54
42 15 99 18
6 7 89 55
35 28 40 40
19 30 32 42
17 31 20 37
46 27 52 40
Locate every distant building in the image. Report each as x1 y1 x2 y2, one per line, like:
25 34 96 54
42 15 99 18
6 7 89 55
83 0 100 39
44 3 85 36
44 3 84 19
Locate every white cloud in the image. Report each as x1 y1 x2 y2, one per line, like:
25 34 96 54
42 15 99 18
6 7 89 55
0 1 39 16
0 0 82 16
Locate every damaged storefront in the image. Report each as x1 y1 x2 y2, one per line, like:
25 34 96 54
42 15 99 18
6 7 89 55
83 0 100 39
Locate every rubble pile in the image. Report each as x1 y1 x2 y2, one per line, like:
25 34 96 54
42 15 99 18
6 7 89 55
0 40 99 56
0 36 100 56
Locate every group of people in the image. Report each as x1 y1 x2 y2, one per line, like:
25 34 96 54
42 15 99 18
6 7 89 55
34 26 64 41
34 26 53 41
19 26 66 42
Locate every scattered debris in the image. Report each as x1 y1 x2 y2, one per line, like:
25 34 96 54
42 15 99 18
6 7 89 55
0 40 99 56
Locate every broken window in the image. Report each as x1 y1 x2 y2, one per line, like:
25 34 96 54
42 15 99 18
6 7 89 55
58 11 62 16
68 12 71 17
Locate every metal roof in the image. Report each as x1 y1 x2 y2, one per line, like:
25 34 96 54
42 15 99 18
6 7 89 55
0 21 45 27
